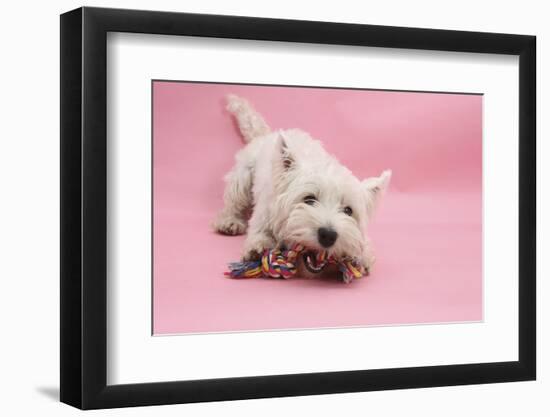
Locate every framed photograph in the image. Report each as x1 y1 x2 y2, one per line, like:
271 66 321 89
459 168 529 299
60 6 536 409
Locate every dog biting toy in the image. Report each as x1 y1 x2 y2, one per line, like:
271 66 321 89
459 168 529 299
224 243 365 283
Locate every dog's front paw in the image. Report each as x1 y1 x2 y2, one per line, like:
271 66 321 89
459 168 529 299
212 214 247 236
361 250 376 275
242 234 275 261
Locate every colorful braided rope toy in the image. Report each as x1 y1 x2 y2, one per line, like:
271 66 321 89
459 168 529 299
224 243 365 283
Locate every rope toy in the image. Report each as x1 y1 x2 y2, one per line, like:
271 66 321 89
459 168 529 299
224 243 365 283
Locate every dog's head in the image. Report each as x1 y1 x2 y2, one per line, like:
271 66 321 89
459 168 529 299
271 131 391 262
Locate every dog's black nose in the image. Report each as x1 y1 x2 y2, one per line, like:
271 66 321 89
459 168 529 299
317 227 338 248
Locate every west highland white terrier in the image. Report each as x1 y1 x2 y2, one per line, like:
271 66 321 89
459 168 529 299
213 94 391 280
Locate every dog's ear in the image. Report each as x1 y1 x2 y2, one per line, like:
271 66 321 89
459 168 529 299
362 170 391 218
277 131 295 170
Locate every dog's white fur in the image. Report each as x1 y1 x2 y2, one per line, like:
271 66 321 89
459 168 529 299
213 94 391 277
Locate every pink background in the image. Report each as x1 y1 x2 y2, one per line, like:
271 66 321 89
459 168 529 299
152 81 482 335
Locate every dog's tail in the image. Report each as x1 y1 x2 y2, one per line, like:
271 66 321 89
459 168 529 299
226 94 271 143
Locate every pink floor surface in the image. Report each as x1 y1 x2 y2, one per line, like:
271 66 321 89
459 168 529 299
152 81 482 335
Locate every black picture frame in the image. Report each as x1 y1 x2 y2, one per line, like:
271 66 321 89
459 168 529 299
60 6 536 410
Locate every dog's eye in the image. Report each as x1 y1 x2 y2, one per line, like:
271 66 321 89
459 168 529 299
343 206 353 216
303 195 317 205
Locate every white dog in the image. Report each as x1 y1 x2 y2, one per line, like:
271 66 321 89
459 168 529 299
213 95 391 280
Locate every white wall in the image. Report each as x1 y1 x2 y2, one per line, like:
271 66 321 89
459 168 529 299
0 0 545 415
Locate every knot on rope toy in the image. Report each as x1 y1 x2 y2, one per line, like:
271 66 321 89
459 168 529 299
224 243 365 283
